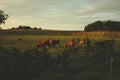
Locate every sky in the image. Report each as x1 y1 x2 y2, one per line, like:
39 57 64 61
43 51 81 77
0 0 120 30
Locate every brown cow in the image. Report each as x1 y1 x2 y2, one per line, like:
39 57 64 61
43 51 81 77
79 39 86 46
64 41 74 48
36 39 60 48
36 40 49 48
64 39 80 48
79 38 91 48
64 38 80 48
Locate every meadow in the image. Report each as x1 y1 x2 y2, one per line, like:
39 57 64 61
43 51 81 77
0 29 120 80
0 30 120 48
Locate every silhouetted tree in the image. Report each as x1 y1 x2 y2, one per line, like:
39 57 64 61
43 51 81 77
0 10 9 25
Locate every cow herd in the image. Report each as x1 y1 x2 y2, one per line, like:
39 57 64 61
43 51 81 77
36 38 115 50
36 38 90 49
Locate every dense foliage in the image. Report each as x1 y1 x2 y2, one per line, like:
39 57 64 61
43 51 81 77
0 10 8 25
0 45 120 80
84 20 120 31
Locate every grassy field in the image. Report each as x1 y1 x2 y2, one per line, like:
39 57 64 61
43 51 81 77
0 30 120 52
0 29 120 80
0 30 120 48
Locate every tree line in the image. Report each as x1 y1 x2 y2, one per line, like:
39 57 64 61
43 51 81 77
84 20 120 31
11 25 42 30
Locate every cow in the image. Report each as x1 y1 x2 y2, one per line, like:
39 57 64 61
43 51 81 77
48 40 60 48
79 38 91 48
64 41 75 48
64 39 80 48
79 39 86 46
36 39 60 48
92 39 115 62
64 38 85 48
93 39 115 50
104 39 115 48
36 40 49 48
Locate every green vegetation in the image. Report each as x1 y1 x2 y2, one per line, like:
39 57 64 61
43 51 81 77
0 44 120 80
0 30 120 80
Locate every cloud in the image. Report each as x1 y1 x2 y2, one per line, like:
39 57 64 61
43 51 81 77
0 0 120 30
0 5 6 9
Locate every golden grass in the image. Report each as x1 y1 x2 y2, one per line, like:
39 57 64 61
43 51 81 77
0 31 120 50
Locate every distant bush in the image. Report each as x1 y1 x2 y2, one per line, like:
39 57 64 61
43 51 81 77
11 25 42 30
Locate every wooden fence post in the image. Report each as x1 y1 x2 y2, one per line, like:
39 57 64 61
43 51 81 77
111 57 113 80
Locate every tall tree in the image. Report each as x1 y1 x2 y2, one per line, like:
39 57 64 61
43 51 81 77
0 10 9 25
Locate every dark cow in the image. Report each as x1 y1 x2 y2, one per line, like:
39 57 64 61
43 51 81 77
48 40 60 48
104 39 115 48
93 39 115 50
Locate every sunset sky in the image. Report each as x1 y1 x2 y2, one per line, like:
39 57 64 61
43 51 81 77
0 0 120 30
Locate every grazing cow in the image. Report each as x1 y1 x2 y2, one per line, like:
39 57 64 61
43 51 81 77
48 40 60 48
36 39 60 48
93 39 115 50
64 41 75 48
93 41 106 50
36 40 49 48
104 39 115 48
79 38 91 48
64 39 80 48
79 39 86 46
